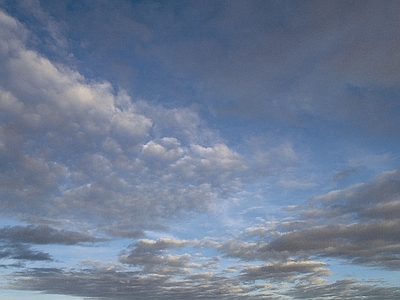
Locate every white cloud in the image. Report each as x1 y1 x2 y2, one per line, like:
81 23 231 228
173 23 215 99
0 9 249 236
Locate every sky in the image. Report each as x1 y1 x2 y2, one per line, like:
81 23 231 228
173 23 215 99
0 0 400 299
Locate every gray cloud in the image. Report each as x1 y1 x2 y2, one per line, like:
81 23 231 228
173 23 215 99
239 260 331 283
332 167 360 181
0 225 102 245
286 278 400 300
7 266 280 300
3 0 397 149
7 262 400 300
265 220 400 270
0 224 102 264
303 169 400 222
119 238 197 275
220 169 400 270
32 0 400 136
0 243 52 261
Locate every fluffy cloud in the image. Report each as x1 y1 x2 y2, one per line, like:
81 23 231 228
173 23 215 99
119 238 197 275
0 9 247 236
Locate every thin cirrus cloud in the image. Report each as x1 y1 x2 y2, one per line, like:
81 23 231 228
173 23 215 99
1 1 400 300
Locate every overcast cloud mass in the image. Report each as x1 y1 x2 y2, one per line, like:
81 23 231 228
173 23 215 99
0 1 400 299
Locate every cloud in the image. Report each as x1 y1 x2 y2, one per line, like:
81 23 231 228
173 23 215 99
163 1 397 134
11 0 399 141
7 265 278 300
0 224 102 265
286 278 400 300
215 168 400 275
11 0 69 57
3 167 399 298
0 9 248 236
265 221 400 270
119 238 198 275
0 243 52 261
332 167 360 181
7 258 399 300
229 169 400 270
0 225 102 245
303 169 400 222
239 260 331 284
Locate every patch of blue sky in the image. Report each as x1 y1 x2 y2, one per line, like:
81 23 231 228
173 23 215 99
325 258 400 287
0 290 86 300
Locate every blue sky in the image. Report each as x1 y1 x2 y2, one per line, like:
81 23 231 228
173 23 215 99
0 0 400 299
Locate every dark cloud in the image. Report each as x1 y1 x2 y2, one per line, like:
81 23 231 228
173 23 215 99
303 169 400 222
265 221 400 270
119 238 196 275
0 225 102 245
286 279 400 300
27 0 400 137
0 224 101 263
239 260 331 283
221 169 400 270
0 243 52 261
7 266 278 300
7 263 400 300
2 0 399 148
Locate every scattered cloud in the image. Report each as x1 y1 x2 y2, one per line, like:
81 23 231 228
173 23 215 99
1 1 400 299
0 8 248 237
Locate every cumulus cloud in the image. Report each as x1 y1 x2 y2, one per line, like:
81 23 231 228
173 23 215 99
0 9 247 236
119 238 197 275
